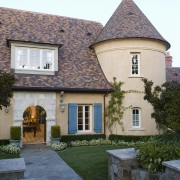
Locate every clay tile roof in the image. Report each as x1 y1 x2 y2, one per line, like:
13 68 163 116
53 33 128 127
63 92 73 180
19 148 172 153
0 7 113 92
92 0 170 49
166 68 180 83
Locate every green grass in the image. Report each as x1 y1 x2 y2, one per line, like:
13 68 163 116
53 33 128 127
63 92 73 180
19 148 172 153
58 145 125 180
0 151 20 159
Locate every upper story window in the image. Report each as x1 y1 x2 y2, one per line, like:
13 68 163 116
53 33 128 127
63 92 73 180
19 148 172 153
132 108 141 128
131 54 140 76
11 42 58 75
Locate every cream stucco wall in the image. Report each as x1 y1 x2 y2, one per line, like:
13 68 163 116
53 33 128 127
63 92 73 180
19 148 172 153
0 105 13 139
93 38 167 136
56 93 105 135
0 92 105 142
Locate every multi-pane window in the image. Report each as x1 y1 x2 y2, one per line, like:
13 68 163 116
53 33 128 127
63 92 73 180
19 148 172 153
15 47 54 70
132 108 140 128
78 105 92 132
131 54 140 75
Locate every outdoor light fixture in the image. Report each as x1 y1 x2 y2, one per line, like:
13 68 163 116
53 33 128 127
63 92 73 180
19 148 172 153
4 107 10 113
60 91 66 113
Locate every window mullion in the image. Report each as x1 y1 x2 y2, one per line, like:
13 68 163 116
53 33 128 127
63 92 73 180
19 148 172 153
83 106 85 131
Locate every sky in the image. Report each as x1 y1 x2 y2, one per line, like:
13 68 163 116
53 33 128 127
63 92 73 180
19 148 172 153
0 0 179 67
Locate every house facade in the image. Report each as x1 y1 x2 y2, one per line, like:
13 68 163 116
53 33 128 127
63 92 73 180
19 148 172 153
0 0 178 145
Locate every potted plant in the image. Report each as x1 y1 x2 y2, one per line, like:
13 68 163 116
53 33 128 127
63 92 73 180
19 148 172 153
9 126 21 147
51 125 61 143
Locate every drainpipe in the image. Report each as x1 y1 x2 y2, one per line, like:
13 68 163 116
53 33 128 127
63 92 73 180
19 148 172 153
104 93 108 137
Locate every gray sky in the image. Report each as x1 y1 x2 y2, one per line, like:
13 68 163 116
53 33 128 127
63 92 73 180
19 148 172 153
0 0 179 67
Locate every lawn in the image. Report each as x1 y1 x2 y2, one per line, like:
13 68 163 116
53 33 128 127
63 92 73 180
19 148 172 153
58 145 126 180
0 151 20 159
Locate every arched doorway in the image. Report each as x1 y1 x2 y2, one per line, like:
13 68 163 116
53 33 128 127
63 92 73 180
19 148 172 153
23 105 46 144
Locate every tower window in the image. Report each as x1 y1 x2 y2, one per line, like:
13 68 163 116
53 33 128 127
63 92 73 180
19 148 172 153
132 108 141 128
131 54 140 75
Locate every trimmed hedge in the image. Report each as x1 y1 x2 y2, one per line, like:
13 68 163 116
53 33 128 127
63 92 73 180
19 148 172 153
109 134 180 142
0 140 10 146
109 134 151 142
61 134 106 143
10 126 21 140
51 125 61 138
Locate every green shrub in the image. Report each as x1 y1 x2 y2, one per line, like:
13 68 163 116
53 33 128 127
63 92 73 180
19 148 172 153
0 140 10 146
135 137 180 173
61 134 106 143
10 126 21 140
51 125 61 138
0 144 20 154
109 134 152 142
52 142 67 151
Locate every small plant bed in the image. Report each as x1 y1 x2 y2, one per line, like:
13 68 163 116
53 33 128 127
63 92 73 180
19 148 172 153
58 145 126 180
0 144 20 160
0 151 20 159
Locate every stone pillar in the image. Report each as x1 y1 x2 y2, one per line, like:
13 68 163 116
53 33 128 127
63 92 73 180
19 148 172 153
107 148 139 180
163 160 180 180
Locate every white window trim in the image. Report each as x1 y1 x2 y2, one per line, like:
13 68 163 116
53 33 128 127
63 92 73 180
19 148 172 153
77 105 92 133
129 53 141 77
11 42 58 75
132 108 141 128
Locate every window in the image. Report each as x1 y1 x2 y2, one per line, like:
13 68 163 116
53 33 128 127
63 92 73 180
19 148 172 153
11 42 58 75
131 54 140 75
132 108 140 128
78 105 92 132
16 47 54 70
68 103 102 134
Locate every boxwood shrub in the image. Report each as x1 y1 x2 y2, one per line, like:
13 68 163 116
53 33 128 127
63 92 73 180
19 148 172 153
51 125 61 138
0 139 10 146
10 126 21 140
109 134 152 142
61 134 106 143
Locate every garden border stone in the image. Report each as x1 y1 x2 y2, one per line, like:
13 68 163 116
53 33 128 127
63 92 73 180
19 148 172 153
0 158 26 180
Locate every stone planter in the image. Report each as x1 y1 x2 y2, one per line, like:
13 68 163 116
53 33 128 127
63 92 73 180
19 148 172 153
9 140 21 147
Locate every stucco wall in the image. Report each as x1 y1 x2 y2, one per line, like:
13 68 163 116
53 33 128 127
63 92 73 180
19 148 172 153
0 105 13 139
56 93 105 135
93 38 167 136
0 92 105 141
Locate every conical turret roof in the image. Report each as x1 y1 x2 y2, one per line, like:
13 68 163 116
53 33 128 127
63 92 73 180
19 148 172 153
92 0 170 49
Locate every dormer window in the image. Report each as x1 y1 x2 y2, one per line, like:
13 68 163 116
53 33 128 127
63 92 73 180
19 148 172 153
16 47 54 70
11 42 58 75
131 53 140 76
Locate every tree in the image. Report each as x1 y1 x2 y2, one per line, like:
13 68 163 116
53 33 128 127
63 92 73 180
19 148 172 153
105 77 126 134
142 78 180 133
0 70 16 110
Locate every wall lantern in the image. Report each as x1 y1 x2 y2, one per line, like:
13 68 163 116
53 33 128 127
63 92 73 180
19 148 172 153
4 106 10 113
60 91 66 113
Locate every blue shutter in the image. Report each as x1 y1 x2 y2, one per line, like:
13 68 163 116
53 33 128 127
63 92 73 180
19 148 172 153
68 104 77 134
94 103 102 133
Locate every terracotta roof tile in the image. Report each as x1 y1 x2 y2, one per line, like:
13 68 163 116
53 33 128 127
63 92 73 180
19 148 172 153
92 0 170 49
0 7 113 92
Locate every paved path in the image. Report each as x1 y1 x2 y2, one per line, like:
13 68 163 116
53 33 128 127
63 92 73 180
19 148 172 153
21 144 82 180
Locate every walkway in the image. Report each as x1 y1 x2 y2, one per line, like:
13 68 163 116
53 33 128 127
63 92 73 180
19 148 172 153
21 144 82 180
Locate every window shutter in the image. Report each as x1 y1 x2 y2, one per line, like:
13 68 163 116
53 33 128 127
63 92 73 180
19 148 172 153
68 104 77 134
94 103 102 133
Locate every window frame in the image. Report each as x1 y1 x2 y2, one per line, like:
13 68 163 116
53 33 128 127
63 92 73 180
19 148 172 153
77 105 92 133
132 108 141 128
130 53 141 76
11 42 58 75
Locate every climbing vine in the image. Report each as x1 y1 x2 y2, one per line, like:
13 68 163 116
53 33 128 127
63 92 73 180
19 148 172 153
105 77 128 134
